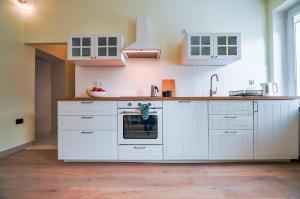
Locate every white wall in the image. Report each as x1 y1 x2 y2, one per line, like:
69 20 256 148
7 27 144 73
35 58 52 134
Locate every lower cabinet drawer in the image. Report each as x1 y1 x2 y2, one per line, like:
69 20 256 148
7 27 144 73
58 116 117 130
209 115 253 130
118 145 163 160
209 130 253 160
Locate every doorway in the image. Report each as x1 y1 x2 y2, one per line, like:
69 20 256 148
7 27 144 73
29 44 75 148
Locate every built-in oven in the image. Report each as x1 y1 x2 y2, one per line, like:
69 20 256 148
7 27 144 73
118 101 163 145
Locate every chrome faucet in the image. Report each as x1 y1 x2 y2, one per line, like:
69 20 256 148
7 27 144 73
210 74 219 96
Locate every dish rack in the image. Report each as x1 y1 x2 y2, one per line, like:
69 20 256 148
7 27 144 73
229 90 263 96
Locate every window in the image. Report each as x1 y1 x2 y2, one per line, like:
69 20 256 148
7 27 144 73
295 14 300 95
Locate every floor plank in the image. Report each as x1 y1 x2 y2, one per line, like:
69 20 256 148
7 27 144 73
0 150 299 199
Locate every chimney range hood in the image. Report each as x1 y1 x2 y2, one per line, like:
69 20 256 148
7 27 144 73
122 16 161 59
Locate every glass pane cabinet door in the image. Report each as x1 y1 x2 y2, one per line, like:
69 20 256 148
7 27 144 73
215 35 239 57
189 35 212 58
71 37 81 57
95 35 119 58
69 36 93 59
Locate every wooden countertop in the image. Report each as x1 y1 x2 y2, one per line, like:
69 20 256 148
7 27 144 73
58 96 300 101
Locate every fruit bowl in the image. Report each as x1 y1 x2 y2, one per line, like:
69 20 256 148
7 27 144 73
86 88 106 98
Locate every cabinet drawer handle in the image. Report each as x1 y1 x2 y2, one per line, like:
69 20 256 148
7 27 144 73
80 116 94 119
133 146 146 149
81 131 93 134
81 101 93 104
179 100 191 103
225 131 237 134
224 116 237 119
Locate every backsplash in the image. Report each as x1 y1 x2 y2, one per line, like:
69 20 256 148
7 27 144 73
75 59 267 97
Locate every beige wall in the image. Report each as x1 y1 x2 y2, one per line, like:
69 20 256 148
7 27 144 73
0 0 35 151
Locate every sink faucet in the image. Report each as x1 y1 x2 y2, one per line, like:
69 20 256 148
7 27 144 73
210 74 219 96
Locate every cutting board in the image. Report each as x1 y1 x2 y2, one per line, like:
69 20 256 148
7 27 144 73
162 79 176 97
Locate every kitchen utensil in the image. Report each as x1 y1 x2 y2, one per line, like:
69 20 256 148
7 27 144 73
260 82 278 96
162 79 176 97
151 85 159 97
162 90 172 97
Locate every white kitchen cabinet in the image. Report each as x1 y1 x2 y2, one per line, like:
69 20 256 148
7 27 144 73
208 100 254 160
118 145 163 160
209 100 253 115
58 130 118 160
181 32 241 66
58 101 117 116
209 130 253 160
68 35 94 60
209 115 253 130
58 115 117 130
254 100 299 159
58 101 118 161
68 34 125 66
163 100 209 160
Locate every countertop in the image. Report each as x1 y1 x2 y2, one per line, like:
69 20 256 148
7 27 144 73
58 96 300 101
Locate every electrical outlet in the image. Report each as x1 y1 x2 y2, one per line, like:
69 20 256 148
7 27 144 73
16 118 24 125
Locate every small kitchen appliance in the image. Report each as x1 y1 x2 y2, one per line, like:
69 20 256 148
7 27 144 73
260 82 278 96
151 85 159 97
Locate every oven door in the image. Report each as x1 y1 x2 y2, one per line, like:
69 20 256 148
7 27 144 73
118 109 162 145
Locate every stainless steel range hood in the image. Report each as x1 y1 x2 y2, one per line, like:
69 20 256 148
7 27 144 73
122 16 161 59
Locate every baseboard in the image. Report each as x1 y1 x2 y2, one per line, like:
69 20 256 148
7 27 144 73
0 141 34 159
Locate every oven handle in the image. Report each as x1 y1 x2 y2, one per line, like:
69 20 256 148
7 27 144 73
119 111 157 114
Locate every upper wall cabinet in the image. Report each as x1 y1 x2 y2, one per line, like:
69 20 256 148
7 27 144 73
68 33 126 67
181 33 241 66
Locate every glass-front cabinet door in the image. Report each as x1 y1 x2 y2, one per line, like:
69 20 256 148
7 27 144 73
214 33 241 59
95 34 121 59
187 34 213 59
68 35 94 60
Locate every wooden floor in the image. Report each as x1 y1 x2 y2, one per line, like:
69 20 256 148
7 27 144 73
0 150 300 199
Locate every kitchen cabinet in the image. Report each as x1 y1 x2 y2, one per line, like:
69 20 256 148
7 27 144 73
68 34 125 66
209 130 253 160
254 100 299 159
181 32 241 66
58 101 118 161
119 145 163 160
58 101 117 116
208 101 253 160
163 100 209 160
59 130 118 160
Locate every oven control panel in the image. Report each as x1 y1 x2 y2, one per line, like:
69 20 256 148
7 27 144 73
118 101 163 108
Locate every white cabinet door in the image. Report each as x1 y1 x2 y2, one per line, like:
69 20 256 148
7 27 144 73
187 33 214 59
68 35 94 60
58 131 77 159
94 34 123 60
58 130 118 160
78 130 118 159
254 100 299 159
209 130 253 160
163 100 208 160
213 33 241 59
